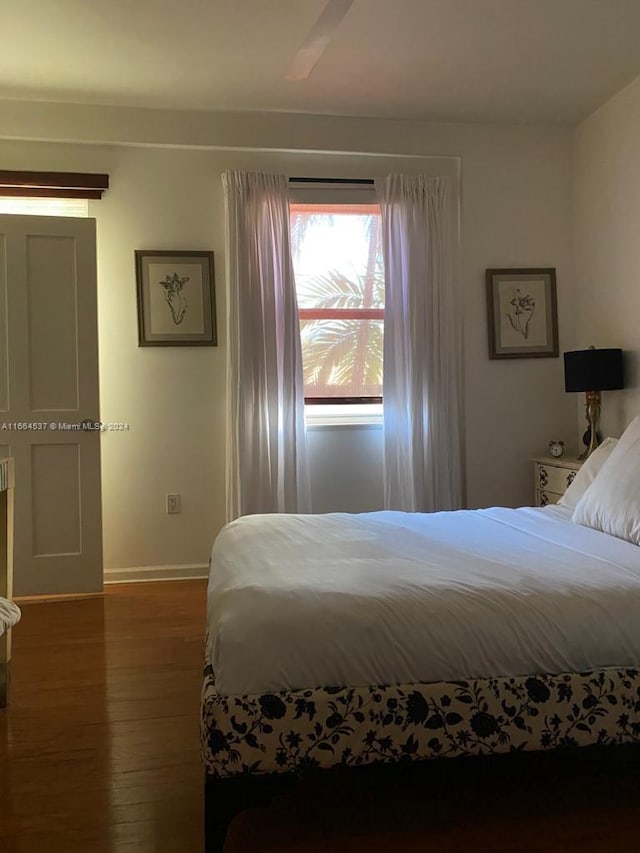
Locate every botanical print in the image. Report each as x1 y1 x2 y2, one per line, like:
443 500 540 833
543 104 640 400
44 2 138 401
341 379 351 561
148 262 205 336
507 289 535 339
201 663 640 778
159 272 189 325
498 279 548 349
486 268 558 359
136 250 216 346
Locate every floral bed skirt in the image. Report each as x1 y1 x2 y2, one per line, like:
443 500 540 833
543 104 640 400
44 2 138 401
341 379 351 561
200 661 640 778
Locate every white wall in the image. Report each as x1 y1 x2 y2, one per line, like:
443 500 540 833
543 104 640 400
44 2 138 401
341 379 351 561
574 74 640 437
307 426 384 514
0 103 576 580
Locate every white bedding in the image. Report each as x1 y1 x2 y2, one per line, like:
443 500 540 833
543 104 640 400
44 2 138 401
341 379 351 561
206 505 640 696
0 597 20 637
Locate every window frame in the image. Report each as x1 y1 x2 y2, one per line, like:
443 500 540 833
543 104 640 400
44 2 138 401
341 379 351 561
289 184 384 408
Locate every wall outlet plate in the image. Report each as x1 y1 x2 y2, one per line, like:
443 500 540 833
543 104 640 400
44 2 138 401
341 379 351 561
166 493 181 514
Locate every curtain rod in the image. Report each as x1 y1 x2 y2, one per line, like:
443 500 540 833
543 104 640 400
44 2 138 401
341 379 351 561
288 177 374 185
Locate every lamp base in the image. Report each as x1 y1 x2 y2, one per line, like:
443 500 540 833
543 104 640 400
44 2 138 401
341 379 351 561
578 390 601 461
580 427 602 456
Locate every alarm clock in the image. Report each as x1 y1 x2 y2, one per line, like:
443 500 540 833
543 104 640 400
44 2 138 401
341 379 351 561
548 440 565 459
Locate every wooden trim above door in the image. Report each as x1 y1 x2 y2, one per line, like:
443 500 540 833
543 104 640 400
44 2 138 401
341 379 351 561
0 171 109 199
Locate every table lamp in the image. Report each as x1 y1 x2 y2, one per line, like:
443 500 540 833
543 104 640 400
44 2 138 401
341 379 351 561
564 346 624 460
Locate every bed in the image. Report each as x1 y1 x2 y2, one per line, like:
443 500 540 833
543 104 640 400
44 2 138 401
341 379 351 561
0 457 18 709
201 428 640 851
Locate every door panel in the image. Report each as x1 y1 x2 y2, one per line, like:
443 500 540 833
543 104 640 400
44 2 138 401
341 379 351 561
31 443 81 556
0 235 8 413
0 215 102 595
26 235 80 411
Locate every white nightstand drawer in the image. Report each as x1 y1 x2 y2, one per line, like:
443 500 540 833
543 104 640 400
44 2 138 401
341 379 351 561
536 463 576 494
533 456 582 508
538 490 563 507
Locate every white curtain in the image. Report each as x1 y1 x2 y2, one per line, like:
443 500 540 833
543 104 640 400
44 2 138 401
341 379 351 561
223 171 310 520
376 174 463 512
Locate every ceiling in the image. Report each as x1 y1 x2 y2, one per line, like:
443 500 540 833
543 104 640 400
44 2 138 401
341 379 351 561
2 0 640 124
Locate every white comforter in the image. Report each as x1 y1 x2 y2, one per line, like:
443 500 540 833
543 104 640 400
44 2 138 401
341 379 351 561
206 506 640 696
0 597 20 636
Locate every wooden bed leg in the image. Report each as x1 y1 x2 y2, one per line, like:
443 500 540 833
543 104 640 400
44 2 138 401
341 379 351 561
204 772 296 853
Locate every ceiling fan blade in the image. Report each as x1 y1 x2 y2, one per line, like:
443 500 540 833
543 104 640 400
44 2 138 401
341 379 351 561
285 0 355 81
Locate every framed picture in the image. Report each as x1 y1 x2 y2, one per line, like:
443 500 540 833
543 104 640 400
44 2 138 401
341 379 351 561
135 250 217 346
486 268 558 360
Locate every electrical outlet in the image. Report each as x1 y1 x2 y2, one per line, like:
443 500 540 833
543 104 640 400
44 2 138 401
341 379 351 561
166 493 181 514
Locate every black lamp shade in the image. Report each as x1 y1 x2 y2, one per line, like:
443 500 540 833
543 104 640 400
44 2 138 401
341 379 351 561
564 348 624 392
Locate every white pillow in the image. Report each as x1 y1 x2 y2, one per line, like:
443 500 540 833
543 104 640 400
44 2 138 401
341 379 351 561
558 437 618 511
572 416 640 544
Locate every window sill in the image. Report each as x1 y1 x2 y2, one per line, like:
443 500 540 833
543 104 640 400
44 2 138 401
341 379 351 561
305 404 383 429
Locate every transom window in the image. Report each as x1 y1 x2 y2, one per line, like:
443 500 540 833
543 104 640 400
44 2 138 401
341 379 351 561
0 197 89 217
290 202 384 403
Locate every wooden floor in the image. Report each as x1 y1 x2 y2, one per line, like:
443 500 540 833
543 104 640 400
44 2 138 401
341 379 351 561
1 580 639 852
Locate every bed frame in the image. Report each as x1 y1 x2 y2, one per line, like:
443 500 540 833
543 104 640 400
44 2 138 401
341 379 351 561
0 457 15 708
201 657 640 851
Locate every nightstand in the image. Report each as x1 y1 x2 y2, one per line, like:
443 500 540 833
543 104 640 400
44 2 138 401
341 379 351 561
533 456 583 507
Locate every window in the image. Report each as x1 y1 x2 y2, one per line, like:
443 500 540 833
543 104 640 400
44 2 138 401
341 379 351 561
0 197 89 217
290 201 384 404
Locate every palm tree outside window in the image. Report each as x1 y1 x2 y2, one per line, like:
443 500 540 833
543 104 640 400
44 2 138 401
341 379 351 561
290 202 384 403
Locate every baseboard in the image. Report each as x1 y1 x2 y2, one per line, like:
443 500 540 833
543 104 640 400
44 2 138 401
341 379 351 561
15 591 104 604
103 563 209 584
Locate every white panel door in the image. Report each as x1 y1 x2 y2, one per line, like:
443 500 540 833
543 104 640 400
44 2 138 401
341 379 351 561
0 215 102 595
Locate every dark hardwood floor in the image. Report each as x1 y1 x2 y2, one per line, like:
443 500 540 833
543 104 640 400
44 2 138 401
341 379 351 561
1 580 639 852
